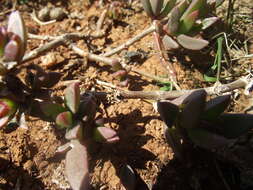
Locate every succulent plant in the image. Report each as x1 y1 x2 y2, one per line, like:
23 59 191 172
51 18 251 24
0 98 17 128
141 0 224 50
0 11 27 74
41 82 121 190
157 90 253 158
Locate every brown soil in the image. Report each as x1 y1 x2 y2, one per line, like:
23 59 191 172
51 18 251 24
0 0 253 190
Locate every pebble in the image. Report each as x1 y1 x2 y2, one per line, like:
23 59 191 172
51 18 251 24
49 7 66 21
38 7 51 21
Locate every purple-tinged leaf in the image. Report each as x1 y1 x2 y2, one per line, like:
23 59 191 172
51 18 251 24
4 39 19 61
157 100 179 128
202 95 230 121
177 34 209 50
178 10 199 34
165 7 180 35
180 90 206 128
162 35 179 49
93 127 120 143
158 0 176 19
187 128 235 149
40 102 66 120
0 98 17 117
141 0 154 17
65 123 83 140
66 140 90 190
217 114 253 139
201 17 219 30
78 94 97 122
180 0 206 21
119 164 136 190
150 0 164 17
65 82 80 114
7 11 27 61
56 111 73 129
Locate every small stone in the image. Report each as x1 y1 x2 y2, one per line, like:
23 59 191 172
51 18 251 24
49 8 66 21
38 7 51 21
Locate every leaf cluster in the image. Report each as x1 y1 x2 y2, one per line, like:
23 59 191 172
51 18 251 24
157 90 253 158
141 0 224 50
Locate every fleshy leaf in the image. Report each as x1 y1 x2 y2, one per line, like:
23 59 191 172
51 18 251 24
202 95 230 121
150 0 164 17
157 100 179 128
141 0 154 17
119 165 136 190
0 28 7 57
4 39 19 61
165 7 180 35
180 0 206 21
0 98 17 128
56 111 73 128
7 11 27 61
93 127 120 143
65 123 83 140
201 17 219 30
187 128 235 149
0 98 17 117
65 82 80 114
162 35 179 49
180 90 206 128
78 94 97 122
40 102 66 120
177 34 209 50
217 114 253 139
178 10 199 34
66 140 90 190
158 0 176 19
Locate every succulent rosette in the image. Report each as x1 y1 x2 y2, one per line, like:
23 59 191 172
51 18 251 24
141 0 224 50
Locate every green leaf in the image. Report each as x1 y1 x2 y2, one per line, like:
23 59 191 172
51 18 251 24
158 0 176 19
204 36 223 82
40 102 66 120
150 0 164 17
65 123 83 140
202 95 230 121
141 0 154 17
180 0 206 21
178 10 199 34
203 74 217 82
217 114 253 139
65 82 80 114
177 34 209 50
157 100 179 128
56 111 73 128
187 128 235 149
